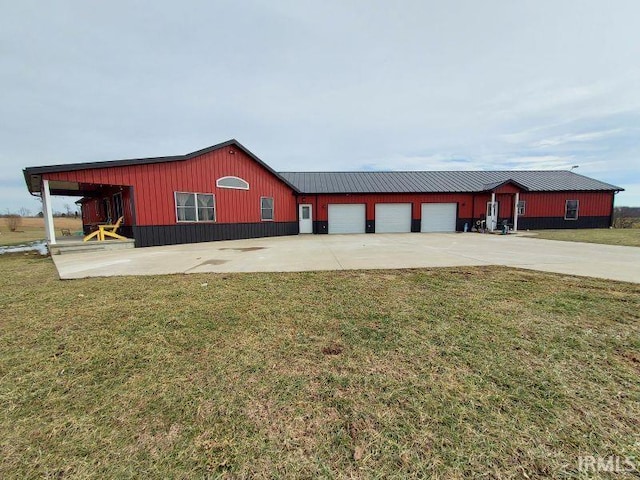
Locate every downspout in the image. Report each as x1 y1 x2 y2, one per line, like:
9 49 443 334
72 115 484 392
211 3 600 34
471 194 476 226
128 186 138 245
513 192 519 232
315 194 319 234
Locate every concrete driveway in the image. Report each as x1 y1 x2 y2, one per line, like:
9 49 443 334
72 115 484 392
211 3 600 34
51 233 640 283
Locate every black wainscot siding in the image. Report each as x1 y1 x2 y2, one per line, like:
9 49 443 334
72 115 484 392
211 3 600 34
518 216 610 230
366 220 375 233
133 222 298 247
314 221 328 234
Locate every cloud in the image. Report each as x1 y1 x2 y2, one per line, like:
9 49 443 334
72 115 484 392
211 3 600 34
360 153 582 173
530 129 624 148
0 0 639 211
362 154 477 172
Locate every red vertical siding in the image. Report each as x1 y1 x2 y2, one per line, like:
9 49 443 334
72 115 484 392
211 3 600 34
497 193 513 218
519 191 613 217
309 191 613 222
494 184 521 194
43 147 297 226
81 200 97 224
308 193 475 221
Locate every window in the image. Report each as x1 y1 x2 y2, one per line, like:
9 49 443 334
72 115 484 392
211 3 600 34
113 192 124 221
216 176 249 190
261 197 274 221
101 198 112 222
565 199 579 220
175 192 215 222
516 200 525 216
301 205 310 219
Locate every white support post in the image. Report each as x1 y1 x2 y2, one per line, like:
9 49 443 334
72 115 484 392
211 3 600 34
513 192 519 232
490 192 496 231
42 179 56 244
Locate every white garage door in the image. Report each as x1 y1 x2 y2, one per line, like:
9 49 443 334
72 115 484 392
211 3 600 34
421 203 457 232
375 203 412 233
328 204 366 234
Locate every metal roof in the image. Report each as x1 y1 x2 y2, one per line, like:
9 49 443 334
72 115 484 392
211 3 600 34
278 170 623 194
22 138 622 196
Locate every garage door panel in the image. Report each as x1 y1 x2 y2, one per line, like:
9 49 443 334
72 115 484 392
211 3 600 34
375 203 412 233
328 204 366 234
421 203 457 232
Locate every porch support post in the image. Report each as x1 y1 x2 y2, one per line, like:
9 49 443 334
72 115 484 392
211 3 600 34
513 192 519 232
490 192 496 231
42 179 56 245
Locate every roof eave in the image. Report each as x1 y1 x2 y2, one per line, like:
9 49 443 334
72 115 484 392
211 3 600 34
22 139 300 194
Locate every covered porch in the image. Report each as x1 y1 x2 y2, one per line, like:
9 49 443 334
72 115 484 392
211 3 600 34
35 177 136 247
476 179 528 233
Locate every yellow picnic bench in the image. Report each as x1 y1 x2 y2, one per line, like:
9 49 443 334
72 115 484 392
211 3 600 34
83 216 127 242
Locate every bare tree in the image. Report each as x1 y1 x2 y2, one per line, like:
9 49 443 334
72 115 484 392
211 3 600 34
18 207 30 217
5 214 22 232
613 207 636 229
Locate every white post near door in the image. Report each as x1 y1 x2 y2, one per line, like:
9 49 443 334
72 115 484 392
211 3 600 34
489 192 496 231
42 179 56 244
513 192 519 232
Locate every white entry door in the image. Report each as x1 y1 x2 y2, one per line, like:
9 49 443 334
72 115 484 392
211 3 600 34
486 201 498 231
299 204 313 234
328 204 366 234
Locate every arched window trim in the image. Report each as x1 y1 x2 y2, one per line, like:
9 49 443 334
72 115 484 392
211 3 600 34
216 176 250 190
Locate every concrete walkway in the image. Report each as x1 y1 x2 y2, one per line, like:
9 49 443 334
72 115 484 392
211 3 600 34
50 233 640 283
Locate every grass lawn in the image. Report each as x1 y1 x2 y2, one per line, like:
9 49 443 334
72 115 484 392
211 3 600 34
531 228 640 247
1 254 639 478
0 217 83 246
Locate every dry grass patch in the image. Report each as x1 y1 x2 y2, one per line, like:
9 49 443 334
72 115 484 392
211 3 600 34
531 228 640 247
0 253 639 478
0 217 82 245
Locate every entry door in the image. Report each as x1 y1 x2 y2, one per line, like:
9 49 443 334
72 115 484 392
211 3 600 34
299 204 313 234
486 201 498 231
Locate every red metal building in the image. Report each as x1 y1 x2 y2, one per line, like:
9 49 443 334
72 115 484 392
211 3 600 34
281 172 620 234
23 139 622 247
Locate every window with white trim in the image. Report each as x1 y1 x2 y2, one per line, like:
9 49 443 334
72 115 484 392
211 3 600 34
261 197 274 221
175 192 215 222
216 176 249 190
565 199 579 220
516 200 525 216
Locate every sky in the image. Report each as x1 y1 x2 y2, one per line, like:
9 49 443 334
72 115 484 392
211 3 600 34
1 0 639 214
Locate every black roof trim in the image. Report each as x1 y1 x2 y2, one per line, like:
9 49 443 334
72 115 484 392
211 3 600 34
23 139 300 194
